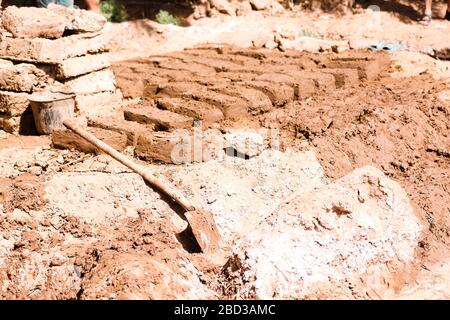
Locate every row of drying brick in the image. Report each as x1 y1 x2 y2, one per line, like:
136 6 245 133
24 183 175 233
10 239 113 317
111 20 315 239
152 47 388 83
116 52 389 120
141 69 360 119
52 113 225 164
50 49 391 162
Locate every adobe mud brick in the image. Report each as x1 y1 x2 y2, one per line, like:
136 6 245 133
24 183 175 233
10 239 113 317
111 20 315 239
50 54 111 80
156 59 216 76
52 127 127 154
47 4 106 33
156 97 224 125
1 6 66 39
124 104 194 131
0 32 108 63
324 55 389 81
244 81 295 106
145 69 196 83
135 132 205 164
64 69 117 95
155 83 249 119
215 85 273 114
286 70 336 92
120 75 166 99
0 61 50 93
252 72 316 99
253 72 296 84
219 72 259 82
154 72 231 88
264 55 318 70
188 90 249 120
184 48 262 66
170 54 247 73
74 90 123 117
229 49 270 60
320 68 359 88
0 91 30 116
135 132 176 163
87 116 154 147
151 81 208 99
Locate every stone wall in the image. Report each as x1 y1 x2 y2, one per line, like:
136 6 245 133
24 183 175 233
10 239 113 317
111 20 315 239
0 5 123 134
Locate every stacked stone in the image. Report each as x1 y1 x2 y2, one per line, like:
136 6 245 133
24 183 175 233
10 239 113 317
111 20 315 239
0 4 123 134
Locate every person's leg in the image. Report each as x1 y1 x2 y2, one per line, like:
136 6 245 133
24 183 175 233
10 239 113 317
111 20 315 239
36 0 56 7
57 0 74 8
424 0 432 16
37 0 73 7
421 0 432 24
85 0 100 12
446 0 450 19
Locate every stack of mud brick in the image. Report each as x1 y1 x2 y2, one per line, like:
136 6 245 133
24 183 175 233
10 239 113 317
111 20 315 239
0 4 122 134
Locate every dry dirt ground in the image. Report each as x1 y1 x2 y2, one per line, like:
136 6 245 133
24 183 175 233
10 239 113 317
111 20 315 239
1 4 450 299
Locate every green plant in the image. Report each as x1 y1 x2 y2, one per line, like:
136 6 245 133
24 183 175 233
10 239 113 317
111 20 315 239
299 29 323 39
100 0 128 23
155 10 179 26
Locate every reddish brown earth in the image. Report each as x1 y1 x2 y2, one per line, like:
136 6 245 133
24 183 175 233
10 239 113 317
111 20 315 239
265 74 450 259
1 45 449 299
111 46 449 259
3 174 45 213
0 203 219 299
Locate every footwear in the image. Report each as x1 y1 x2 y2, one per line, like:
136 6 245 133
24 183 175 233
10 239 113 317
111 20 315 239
420 13 432 25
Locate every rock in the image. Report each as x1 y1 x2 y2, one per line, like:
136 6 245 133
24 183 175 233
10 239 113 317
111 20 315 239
310 0 355 13
0 91 30 116
233 0 252 16
1 6 66 39
210 0 236 16
348 38 376 50
263 39 279 49
224 130 268 157
227 166 422 299
249 0 269 11
55 155 65 165
434 47 450 60
437 90 450 104
279 37 349 53
164 149 327 243
28 166 43 176
47 4 106 33
267 0 284 14
0 32 108 63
